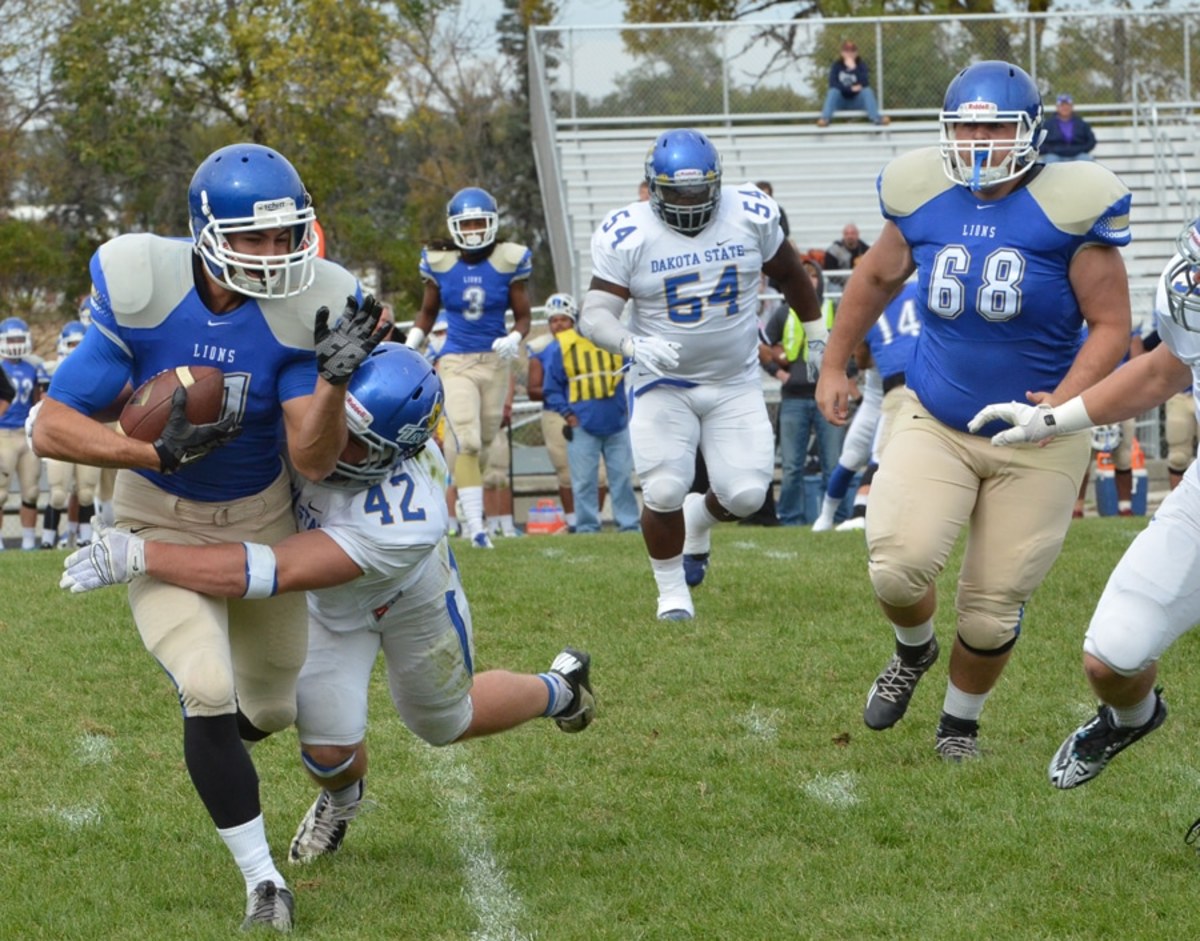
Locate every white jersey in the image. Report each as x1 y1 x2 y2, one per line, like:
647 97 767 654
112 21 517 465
1154 255 1200 453
293 443 453 633
589 184 786 386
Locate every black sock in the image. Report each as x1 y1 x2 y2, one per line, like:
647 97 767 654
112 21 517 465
183 714 261 829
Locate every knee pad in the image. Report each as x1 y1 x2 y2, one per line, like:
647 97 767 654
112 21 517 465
239 699 297 735
719 479 769 519
868 560 934 610
955 603 1023 652
176 660 238 718
48 486 70 510
640 474 689 513
1083 602 1165 677
483 467 509 489
455 427 482 457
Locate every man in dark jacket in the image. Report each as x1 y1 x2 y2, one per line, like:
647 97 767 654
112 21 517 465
1040 94 1097 163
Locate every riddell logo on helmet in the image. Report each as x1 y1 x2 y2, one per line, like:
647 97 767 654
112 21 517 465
254 197 297 215
958 101 999 117
345 394 373 430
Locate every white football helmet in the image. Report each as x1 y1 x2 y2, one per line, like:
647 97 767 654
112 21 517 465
57 320 87 358
0 317 32 358
1164 219 1200 332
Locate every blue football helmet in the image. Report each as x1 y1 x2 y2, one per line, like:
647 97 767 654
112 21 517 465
188 143 319 299
939 61 1044 191
0 317 32 358
1164 218 1200 332
447 187 499 251
645 129 722 235
326 343 445 488
57 321 87 358
544 292 577 322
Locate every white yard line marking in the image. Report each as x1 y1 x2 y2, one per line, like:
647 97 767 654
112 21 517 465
73 732 114 766
801 771 861 809
420 743 533 941
47 803 104 829
736 704 782 741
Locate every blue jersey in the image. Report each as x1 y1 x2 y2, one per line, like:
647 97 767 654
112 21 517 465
49 233 360 501
865 283 921 382
0 357 46 429
419 242 532 355
878 149 1131 433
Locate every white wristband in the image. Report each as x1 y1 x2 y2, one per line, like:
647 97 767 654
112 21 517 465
1049 396 1094 435
405 326 426 351
802 318 829 343
242 542 278 599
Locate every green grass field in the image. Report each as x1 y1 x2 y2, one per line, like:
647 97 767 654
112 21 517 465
3 517 1199 940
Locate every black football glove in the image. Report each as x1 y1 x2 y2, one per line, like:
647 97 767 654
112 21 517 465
154 388 242 473
315 294 391 385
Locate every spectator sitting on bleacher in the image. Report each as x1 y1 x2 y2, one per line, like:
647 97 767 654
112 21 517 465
823 223 870 289
817 39 889 128
1040 93 1096 163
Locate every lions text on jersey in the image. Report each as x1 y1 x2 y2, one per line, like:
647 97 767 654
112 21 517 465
590 184 786 386
880 150 1131 433
49 233 361 501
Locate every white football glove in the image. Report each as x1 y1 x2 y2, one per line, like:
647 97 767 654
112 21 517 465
491 330 523 361
802 318 829 383
24 400 41 454
60 531 147 593
967 399 1092 447
805 337 826 384
620 335 682 378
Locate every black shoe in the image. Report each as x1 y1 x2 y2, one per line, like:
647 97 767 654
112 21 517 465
863 638 940 730
241 880 294 932
1048 688 1167 789
935 713 980 761
550 648 595 732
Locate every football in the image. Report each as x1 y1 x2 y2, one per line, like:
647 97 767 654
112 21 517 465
118 366 226 442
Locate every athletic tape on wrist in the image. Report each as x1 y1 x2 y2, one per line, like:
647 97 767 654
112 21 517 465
242 542 278 599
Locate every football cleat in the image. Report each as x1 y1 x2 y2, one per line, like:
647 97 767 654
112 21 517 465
289 786 362 864
812 514 835 533
682 553 710 587
549 647 595 733
1048 689 1167 789
863 637 940 730
656 591 694 621
935 713 980 762
835 516 866 532
241 880 294 933
470 531 494 550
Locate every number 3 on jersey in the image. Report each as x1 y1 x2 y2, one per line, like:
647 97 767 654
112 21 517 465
928 245 1025 322
664 265 739 323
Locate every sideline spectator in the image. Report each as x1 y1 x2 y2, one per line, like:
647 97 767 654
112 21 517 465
0 317 47 550
764 258 842 526
543 303 639 534
1040 93 1096 163
818 39 889 127
824 223 870 289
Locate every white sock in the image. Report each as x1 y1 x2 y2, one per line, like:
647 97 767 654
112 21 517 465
651 554 689 600
1111 690 1157 728
539 672 574 716
942 680 990 722
816 495 839 525
79 523 93 543
21 527 36 550
682 493 717 555
68 521 80 538
217 814 286 894
499 514 517 534
893 619 934 649
565 512 577 527
460 486 484 536
328 779 364 809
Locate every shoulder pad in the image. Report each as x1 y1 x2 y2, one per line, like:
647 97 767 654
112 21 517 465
526 332 554 355
879 148 955 220
423 250 459 274
260 259 361 351
1026 162 1131 237
97 234 194 326
491 242 533 276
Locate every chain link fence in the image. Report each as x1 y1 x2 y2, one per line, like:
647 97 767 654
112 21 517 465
536 11 1200 126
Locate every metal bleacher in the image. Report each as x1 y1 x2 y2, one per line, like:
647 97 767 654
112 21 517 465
550 115 1200 328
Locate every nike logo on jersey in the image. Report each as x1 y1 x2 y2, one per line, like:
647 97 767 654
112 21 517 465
207 320 232 326
974 204 998 210
716 239 732 246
